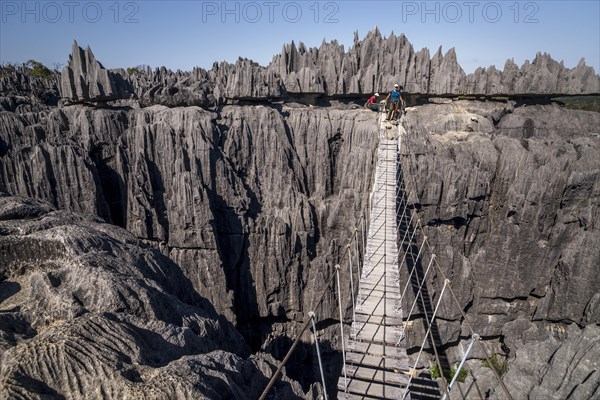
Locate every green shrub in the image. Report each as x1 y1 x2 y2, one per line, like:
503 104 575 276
429 364 441 379
0 63 16 78
482 354 508 376
25 60 53 78
429 364 468 383
450 366 468 383
553 96 600 112
127 67 140 75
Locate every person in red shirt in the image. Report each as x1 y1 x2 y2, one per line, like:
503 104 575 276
365 93 380 111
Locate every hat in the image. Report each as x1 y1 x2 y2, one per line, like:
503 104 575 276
394 83 399 88
374 93 379 96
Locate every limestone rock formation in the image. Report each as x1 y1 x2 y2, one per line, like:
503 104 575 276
2 92 599 398
55 30 600 107
397 101 600 397
0 66 60 113
0 193 305 399
263 30 600 96
0 101 378 348
60 41 132 102
495 320 600 399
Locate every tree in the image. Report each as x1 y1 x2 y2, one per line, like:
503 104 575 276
25 60 53 78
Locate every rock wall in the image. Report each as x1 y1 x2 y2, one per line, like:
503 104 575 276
0 98 377 395
2 93 598 398
0 193 306 399
0 102 378 345
397 101 600 398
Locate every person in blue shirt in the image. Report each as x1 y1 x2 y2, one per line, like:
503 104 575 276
386 84 404 121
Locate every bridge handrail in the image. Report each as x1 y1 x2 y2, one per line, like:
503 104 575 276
259 125 379 399
398 123 514 400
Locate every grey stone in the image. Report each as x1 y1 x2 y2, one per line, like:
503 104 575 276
0 193 305 399
52 30 600 108
60 41 132 102
489 320 600 399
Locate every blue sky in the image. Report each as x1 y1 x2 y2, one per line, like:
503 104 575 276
1 0 599 74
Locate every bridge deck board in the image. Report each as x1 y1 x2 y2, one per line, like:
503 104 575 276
343 365 411 386
347 340 406 357
337 379 406 398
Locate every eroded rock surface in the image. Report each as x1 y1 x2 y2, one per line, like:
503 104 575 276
398 101 600 398
2 95 598 398
0 102 378 353
60 41 132 102
0 193 305 399
54 30 600 105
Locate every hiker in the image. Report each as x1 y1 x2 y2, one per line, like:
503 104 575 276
386 84 404 121
365 93 380 111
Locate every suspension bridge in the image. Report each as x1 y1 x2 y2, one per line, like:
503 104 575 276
259 110 513 400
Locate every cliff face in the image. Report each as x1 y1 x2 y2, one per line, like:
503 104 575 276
0 193 305 399
2 98 598 398
398 101 600 397
402 101 599 331
0 98 377 396
0 102 377 341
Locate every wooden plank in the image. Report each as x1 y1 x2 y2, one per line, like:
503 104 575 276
358 281 400 289
360 267 399 274
337 392 411 400
354 307 400 318
344 365 410 386
357 292 401 301
351 327 404 342
352 332 403 345
360 271 400 279
365 248 398 256
352 321 403 335
337 392 382 400
360 265 399 272
358 284 401 295
368 214 395 221
346 340 407 358
366 232 398 239
365 234 398 240
356 298 401 308
338 379 405 398
359 262 400 277
353 313 403 326
354 308 400 318
345 352 409 370
354 331 402 343
355 298 400 310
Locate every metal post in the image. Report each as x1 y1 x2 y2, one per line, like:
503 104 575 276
335 265 348 390
258 317 313 400
309 311 328 400
402 279 450 400
348 246 356 324
441 334 479 400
